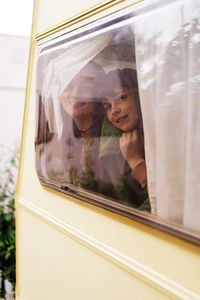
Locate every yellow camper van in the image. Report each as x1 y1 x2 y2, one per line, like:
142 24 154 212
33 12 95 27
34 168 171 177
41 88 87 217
16 0 200 299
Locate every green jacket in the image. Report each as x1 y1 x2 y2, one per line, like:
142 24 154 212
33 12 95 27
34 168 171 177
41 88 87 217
99 118 150 211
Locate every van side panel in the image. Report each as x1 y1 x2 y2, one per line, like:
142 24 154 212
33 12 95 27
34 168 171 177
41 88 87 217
16 0 200 299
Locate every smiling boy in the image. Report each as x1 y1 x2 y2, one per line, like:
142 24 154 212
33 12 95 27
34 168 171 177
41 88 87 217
99 68 150 210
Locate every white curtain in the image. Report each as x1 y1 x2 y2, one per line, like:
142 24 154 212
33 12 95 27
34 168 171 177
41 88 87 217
133 0 200 231
41 33 112 139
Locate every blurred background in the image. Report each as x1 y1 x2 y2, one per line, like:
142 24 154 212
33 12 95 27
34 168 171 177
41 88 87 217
0 1 34 298
0 0 34 148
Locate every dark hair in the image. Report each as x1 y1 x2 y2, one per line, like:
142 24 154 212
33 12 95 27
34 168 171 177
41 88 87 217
35 95 54 145
105 68 138 94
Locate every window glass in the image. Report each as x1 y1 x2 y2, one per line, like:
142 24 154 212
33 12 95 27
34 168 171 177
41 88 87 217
36 0 200 243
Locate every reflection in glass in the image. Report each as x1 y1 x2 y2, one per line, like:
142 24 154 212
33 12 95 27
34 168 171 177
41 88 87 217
35 0 200 241
36 28 150 210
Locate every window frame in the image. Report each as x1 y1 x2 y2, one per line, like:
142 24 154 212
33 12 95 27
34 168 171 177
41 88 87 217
36 0 200 245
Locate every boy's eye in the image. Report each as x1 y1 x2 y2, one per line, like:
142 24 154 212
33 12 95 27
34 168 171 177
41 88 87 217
119 94 127 101
103 103 112 111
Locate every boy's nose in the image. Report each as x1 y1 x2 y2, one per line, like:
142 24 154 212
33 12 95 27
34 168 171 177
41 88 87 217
111 103 121 115
70 87 79 99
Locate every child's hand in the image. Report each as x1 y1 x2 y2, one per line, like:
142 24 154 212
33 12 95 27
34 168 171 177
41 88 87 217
120 130 144 171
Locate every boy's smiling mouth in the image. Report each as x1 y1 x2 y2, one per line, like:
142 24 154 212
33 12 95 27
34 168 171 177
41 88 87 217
116 114 128 123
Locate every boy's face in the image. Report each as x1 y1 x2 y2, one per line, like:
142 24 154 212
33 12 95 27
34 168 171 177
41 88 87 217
61 73 94 118
103 87 139 132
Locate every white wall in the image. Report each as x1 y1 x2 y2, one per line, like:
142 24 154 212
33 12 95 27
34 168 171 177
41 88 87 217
0 1 34 37
0 34 30 147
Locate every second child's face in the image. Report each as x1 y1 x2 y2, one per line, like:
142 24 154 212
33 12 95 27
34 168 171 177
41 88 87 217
103 87 139 132
61 74 94 118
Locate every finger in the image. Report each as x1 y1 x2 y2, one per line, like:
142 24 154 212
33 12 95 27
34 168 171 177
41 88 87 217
122 132 129 142
132 129 138 137
123 132 129 139
119 136 124 144
120 135 124 143
125 132 132 139
131 129 139 142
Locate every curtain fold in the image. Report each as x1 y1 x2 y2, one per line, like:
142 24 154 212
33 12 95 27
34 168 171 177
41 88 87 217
183 0 200 231
37 0 200 232
41 33 112 139
134 0 200 231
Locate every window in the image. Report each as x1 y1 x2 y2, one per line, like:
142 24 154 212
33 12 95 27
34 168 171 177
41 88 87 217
35 0 200 244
